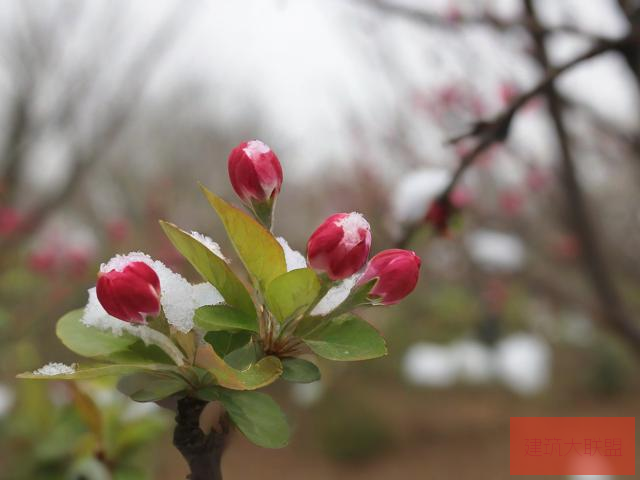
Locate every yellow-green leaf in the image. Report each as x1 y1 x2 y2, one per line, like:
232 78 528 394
200 186 286 292
195 305 259 333
17 363 176 380
159 221 256 318
265 268 321 323
194 343 282 390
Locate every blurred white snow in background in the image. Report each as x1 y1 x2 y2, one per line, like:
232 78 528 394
0 383 15 418
391 168 451 225
403 333 552 396
466 229 526 272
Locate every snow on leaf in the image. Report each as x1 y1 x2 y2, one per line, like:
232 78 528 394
33 362 76 376
310 273 360 316
465 229 525 272
276 237 307 271
189 231 229 263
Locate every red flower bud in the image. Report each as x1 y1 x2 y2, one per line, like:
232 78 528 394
425 198 455 235
307 212 372 281
0 207 23 236
499 190 524 216
228 140 283 204
96 261 161 323
357 249 421 305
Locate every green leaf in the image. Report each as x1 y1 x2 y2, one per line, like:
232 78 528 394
204 331 252 358
281 358 321 383
223 341 258 370
265 268 321 323
200 186 287 291
195 344 282 390
56 309 137 358
17 363 175 380
195 305 258 333
159 221 256 318
101 340 175 365
197 388 290 448
117 372 187 402
302 314 387 361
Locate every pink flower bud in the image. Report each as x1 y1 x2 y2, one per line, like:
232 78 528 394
499 81 519 106
106 218 129 243
0 207 23 236
228 140 283 204
525 166 549 192
358 249 421 305
307 212 372 281
499 189 524 216
96 261 161 324
28 249 57 275
425 199 456 235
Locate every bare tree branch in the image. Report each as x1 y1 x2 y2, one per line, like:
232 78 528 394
0 2 196 254
360 0 620 42
437 34 633 202
523 0 640 354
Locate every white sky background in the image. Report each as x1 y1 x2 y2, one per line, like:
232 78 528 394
1 0 639 190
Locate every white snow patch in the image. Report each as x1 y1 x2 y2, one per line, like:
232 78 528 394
189 231 229 263
466 229 525 272
243 139 271 159
392 168 451 225
123 400 161 420
451 340 494 384
191 282 225 309
290 380 324 407
403 343 457 388
0 384 15 418
88 251 224 333
403 335 551 395
495 334 551 396
33 363 76 376
83 287 128 334
277 237 307 271
311 273 360 316
335 212 370 247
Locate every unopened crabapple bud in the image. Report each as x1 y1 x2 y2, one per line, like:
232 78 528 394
307 212 371 281
357 249 421 305
228 140 283 204
96 261 161 323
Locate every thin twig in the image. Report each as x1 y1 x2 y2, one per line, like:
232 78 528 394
439 34 632 201
359 0 614 41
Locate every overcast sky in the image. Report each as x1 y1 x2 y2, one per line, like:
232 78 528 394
2 0 638 187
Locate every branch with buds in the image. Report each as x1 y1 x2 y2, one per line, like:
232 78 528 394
17 140 422 479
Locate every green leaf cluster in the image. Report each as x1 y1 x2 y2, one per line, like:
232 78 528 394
19 185 393 450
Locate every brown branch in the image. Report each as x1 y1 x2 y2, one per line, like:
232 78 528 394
523 0 640 354
360 0 619 41
438 34 633 201
0 92 30 202
174 397 229 480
